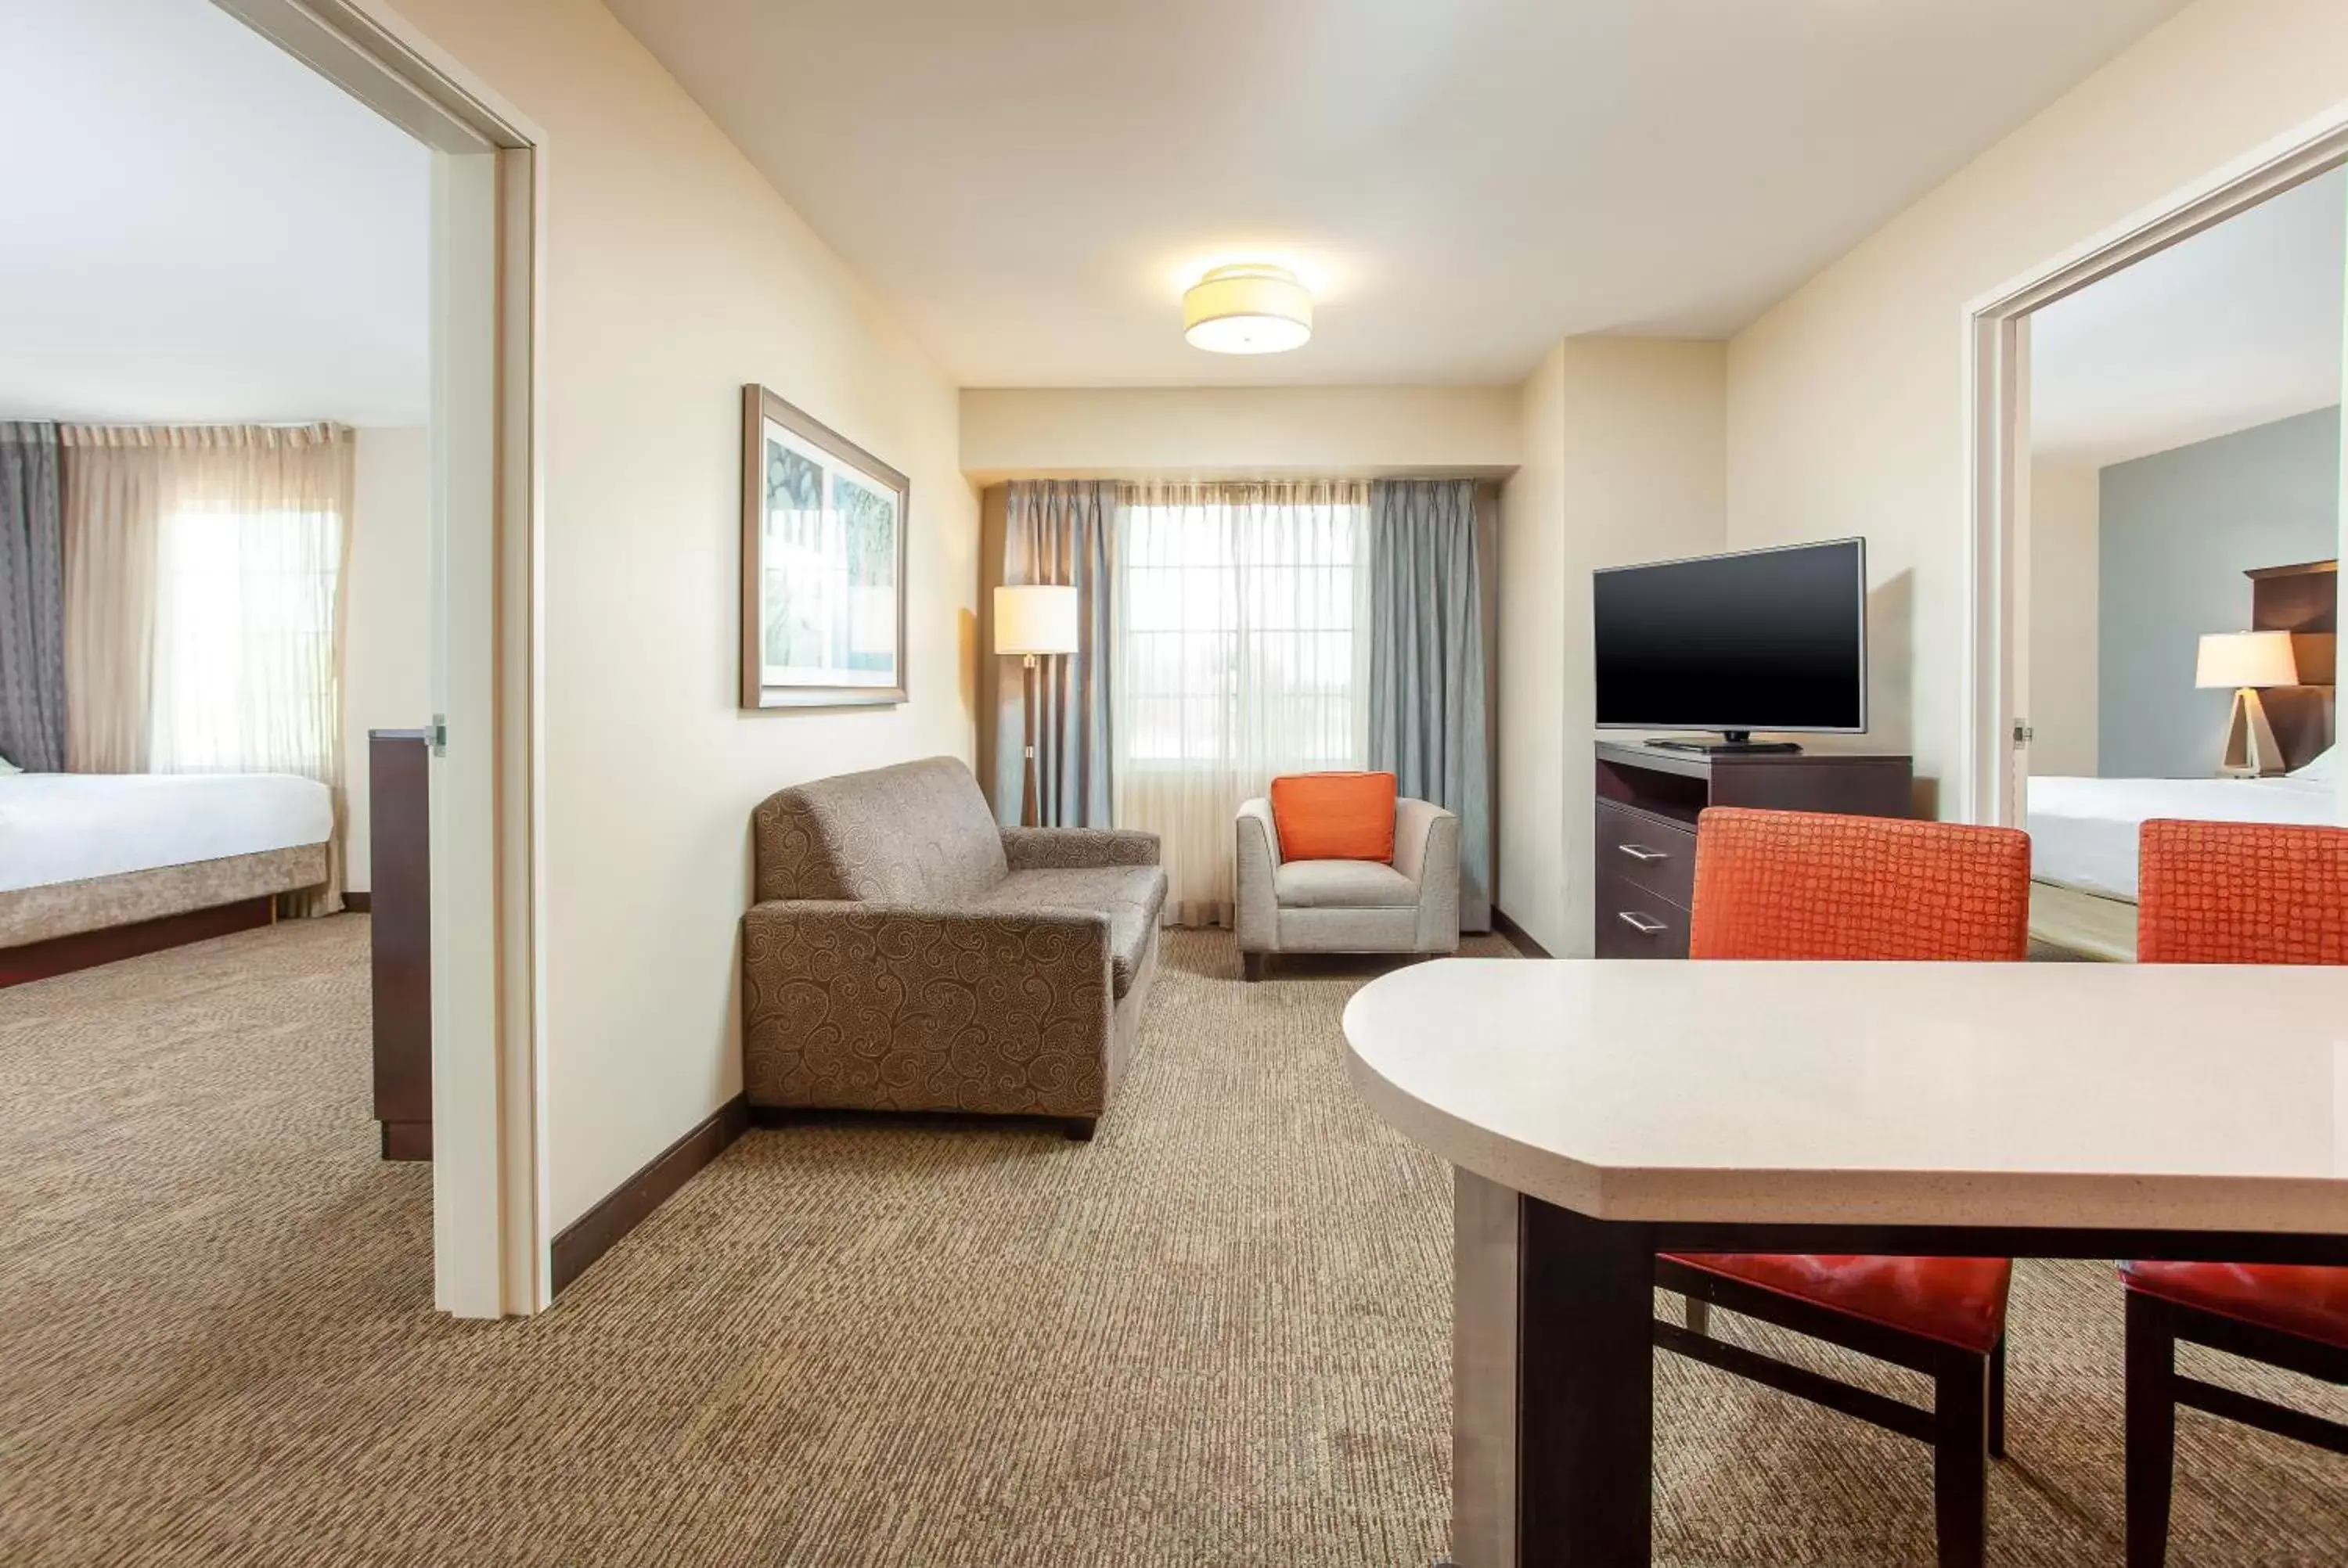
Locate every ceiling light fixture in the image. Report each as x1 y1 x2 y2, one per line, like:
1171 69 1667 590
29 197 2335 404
1182 263 1313 354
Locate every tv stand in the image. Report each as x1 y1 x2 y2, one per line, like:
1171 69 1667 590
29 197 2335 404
1647 732 1804 756
1594 741 1913 959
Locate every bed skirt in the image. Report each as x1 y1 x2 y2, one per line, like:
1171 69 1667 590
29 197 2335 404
0 844 329 950
2028 878 2137 963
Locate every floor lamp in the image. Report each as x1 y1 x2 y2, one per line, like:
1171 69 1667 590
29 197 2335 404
995 584 1080 827
2196 629 2298 776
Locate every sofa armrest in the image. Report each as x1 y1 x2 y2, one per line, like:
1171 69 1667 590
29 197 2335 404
1395 797 1462 953
741 900 1115 1117
1237 798 1280 866
999 825 1161 871
1235 797 1280 953
1392 797 1455 884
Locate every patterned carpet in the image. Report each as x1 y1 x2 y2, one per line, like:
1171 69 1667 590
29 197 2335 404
0 916 2340 1566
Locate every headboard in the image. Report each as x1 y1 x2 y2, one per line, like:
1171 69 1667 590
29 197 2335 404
2246 558 2337 769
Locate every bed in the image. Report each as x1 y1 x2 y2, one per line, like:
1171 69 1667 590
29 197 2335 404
2026 761 2339 960
0 771 333 981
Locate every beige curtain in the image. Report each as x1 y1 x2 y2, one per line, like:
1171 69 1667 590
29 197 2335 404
62 424 355 915
1111 480 1370 926
61 429 163 774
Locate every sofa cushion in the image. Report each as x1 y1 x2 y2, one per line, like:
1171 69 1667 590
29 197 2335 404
752 757 1010 904
1269 771 1397 862
979 866 1165 997
1274 858 1418 909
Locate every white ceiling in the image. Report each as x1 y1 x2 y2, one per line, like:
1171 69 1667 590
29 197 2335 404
0 0 430 426
605 0 2189 387
2031 168 2346 469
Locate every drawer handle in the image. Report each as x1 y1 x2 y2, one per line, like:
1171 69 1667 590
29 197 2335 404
1617 843 1669 863
1617 910 1668 936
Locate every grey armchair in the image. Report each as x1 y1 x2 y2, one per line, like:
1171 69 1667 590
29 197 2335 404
1234 795 1460 980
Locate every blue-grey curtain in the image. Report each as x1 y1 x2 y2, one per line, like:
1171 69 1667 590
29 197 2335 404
0 423 66 773
993 480 1116 827
1367 478 1493 931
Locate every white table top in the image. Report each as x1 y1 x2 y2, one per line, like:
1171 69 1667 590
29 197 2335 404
1341 959 2348 1234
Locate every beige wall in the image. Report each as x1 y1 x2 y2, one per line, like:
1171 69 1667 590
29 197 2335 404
960 384 1519 480
1498 338 1727 955
2026 463 2101 778
1498 347 1568 954
1724 0 2348 810
342 426 433 891
377 0 978 1230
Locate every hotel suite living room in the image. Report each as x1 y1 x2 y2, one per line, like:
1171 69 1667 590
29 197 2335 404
3 2 2347 1566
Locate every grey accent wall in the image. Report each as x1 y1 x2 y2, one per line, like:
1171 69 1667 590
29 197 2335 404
2098 406 2339 779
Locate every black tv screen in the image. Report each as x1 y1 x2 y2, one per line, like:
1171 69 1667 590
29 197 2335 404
1594 538 1867 734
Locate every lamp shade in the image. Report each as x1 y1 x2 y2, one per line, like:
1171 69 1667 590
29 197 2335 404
994 584 1080 656
1183 263 1313 354
2195 630 2298 689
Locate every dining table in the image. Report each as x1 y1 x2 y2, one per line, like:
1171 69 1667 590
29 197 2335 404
1340 955 2348 1567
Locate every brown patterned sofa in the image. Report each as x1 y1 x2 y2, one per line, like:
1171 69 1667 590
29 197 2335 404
742 757 1164 1139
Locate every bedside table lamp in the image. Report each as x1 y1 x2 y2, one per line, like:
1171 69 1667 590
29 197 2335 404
2195 630 2298 776
994 584 1080 826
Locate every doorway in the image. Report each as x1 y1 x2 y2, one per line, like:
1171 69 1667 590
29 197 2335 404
1968 117 2348 841
213 0 545 1315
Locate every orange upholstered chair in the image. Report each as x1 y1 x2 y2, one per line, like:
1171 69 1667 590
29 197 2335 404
1686 806 2033 962
2135 817 2348 966
1659 807 2032 1568
2122 819 2348 1567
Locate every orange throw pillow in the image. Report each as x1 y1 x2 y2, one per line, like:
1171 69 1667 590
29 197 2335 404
1269 772 1397 863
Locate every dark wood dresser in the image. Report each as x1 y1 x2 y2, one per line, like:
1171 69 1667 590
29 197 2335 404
369 728 433 1160
1594 741 1914 959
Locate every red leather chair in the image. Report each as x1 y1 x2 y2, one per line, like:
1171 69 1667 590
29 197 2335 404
1659 807 2032 1568
2123 818 2348 1568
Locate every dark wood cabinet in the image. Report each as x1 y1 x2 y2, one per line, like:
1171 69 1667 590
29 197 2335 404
1594 742 1913 959
369 729 432 1160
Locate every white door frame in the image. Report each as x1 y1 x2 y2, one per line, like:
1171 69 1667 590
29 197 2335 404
1962 102 2348 829
211 0 548 1317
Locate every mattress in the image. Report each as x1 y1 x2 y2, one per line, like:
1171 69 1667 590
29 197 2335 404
2025 773 2339 902
0 772 333 894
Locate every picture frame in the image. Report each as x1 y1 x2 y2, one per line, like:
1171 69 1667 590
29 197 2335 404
740 384 909 709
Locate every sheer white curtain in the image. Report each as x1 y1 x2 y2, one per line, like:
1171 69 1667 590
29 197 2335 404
144 426 355 913
1112 480 1370 926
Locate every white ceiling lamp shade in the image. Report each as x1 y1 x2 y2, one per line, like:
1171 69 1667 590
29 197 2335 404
1182 263 1313 354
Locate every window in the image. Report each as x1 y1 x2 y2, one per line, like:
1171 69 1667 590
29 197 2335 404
150 498 344 776
1111 482 1370 925
1115 485 1367 774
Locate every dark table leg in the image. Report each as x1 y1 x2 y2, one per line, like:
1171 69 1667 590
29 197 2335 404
1453 1171 1656 1567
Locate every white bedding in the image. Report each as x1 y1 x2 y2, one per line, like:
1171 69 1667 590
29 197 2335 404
0 772 333 894
2026 773 2339 902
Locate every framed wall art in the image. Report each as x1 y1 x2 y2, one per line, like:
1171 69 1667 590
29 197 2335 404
740 384 909 708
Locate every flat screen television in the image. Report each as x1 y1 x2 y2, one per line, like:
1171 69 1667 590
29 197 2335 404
1593 538 1867 751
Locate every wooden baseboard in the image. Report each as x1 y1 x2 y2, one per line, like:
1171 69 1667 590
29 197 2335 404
551 1094 750 1293
0 897 275 988
342 890 373 912
1491 906 1554 960
751 1102 1096 1140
